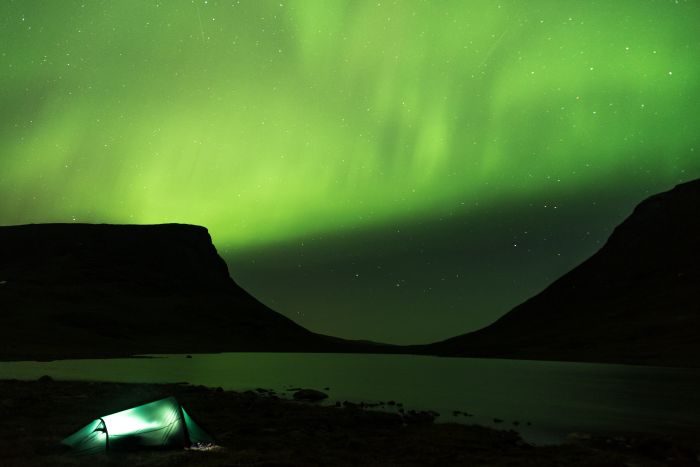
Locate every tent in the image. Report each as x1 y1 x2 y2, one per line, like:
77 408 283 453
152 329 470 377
62 397 214 454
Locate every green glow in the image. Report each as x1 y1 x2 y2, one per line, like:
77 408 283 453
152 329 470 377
101 403 175 437
62 397 213 453
1 0 699 250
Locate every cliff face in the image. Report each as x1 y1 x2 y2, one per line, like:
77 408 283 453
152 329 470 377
0 223 344 360
425 179 700 367
1 224 235 292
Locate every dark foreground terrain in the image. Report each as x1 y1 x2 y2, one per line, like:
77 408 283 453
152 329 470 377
1 379 698 467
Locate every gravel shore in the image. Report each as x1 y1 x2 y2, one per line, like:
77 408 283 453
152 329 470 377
1 379 698 466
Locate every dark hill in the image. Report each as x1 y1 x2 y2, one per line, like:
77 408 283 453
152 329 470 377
0 223 387 360
421 179 700 367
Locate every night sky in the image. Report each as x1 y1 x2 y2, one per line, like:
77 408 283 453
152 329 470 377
1 1 699 344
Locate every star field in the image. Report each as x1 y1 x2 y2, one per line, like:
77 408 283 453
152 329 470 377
1 0 699 343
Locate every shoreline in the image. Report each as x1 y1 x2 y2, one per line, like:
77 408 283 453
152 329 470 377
1 378 698 466
2 351 699 371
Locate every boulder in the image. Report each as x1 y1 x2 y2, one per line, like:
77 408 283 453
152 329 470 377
292 389 328 402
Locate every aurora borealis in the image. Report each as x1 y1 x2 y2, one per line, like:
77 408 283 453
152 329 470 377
2 0 699 344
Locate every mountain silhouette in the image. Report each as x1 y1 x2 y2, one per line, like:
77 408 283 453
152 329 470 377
422 179 700 367
3 179 698 365
0 223 388 360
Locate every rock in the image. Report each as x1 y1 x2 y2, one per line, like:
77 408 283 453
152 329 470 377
185 384 209 393
634 436 676 460
185 355 192 358
38 375 53 383
292 389 328 402
567 432 593 443
403 410 437 424
1 398 16 408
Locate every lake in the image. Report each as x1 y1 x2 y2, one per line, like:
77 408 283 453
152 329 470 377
1 353 698 444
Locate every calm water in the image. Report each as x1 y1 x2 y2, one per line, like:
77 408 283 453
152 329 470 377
1 353 699 444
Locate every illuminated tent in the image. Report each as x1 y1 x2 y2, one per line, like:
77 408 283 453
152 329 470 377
62 397 213 454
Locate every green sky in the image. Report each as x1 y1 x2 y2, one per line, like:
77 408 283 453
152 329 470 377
1 0 699 343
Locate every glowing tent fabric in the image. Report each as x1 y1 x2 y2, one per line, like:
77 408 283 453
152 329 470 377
61 397 213 454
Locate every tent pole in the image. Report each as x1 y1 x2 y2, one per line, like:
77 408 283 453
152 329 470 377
177 405 191 447
99 418 109 452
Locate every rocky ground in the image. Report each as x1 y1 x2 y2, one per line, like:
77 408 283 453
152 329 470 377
1 379 698 467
